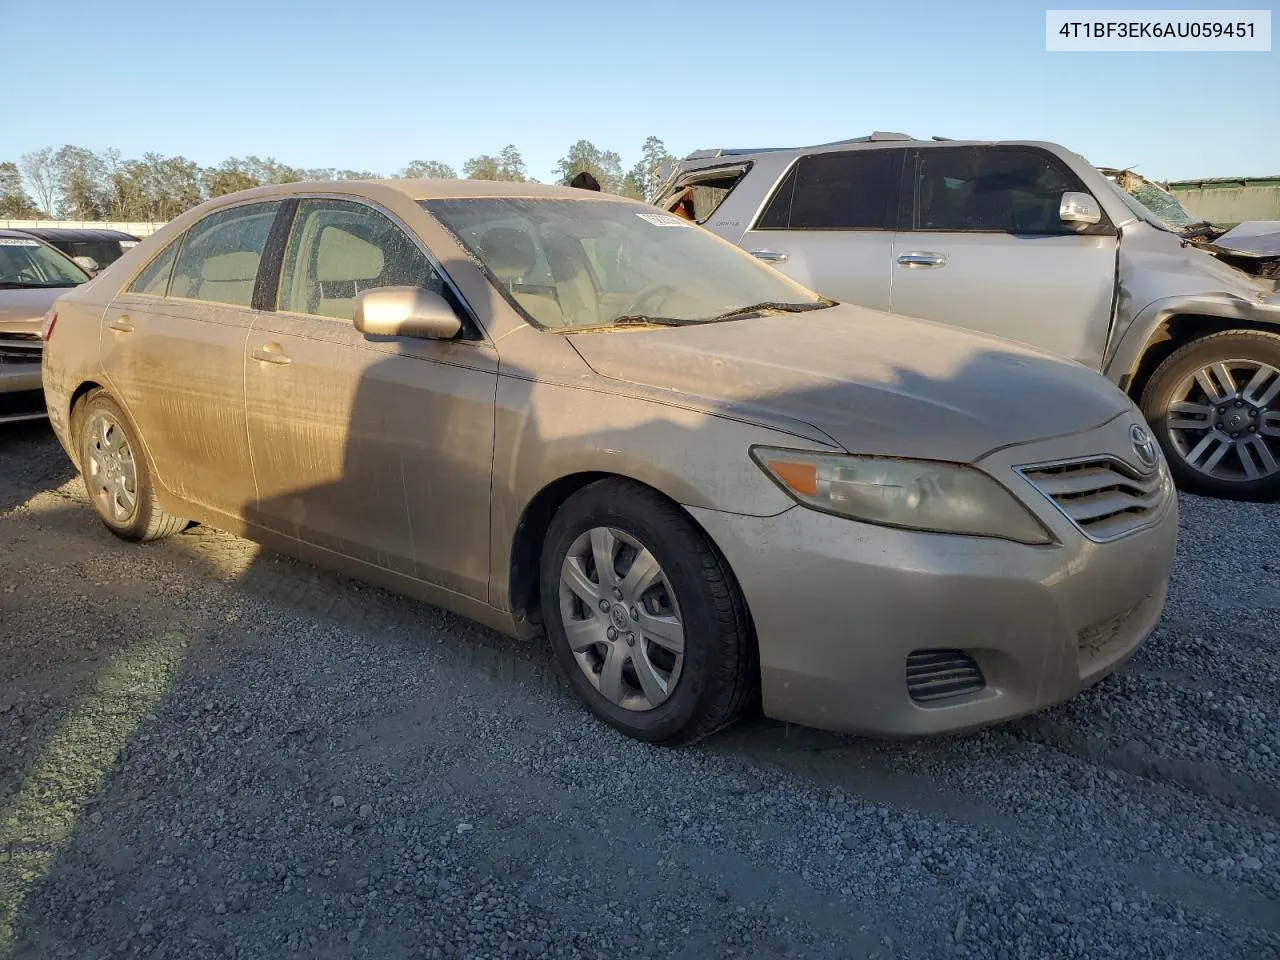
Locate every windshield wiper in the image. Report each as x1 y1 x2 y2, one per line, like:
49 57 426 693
0 281 76 289
612 315 702 326
701 300 832 323
560 315 699 334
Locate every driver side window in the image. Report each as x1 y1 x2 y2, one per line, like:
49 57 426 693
915 148 1085 235
277 199 446 321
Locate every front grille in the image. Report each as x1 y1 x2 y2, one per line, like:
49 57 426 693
1016 456 1165 542
0 333 43 364
906 649 985 704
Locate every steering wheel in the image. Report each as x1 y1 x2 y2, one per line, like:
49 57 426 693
617 283 676 319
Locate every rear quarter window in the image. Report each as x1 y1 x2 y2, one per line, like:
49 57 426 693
655 164 751 224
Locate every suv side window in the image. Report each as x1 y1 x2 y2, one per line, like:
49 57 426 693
169 202 279 307
755 149 904 230
915 147 1083 234
127 237 182 296
277 199 450 322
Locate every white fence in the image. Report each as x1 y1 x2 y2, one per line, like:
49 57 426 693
0 219 166 237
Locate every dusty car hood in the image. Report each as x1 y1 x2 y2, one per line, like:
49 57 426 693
0 287 64 334
567 304 1131 463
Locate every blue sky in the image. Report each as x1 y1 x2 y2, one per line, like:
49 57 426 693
8 0 1277 182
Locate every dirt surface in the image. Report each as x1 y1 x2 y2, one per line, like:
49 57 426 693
1 422 1277 959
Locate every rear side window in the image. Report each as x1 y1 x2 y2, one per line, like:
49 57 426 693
169 202 279 307
915 148 1082 234
655 164 750 224
126 238 181 296
755 150 904 230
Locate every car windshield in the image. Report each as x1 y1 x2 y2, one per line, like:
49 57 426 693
0 237 90 287
422 197 829 332
1104 172 1200 232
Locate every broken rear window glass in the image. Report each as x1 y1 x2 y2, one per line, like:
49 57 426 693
655 164 750 224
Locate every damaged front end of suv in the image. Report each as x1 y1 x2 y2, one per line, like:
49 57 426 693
1100 167 1280 281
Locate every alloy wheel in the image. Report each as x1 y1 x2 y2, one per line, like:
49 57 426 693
1165 358 1280 482
557 526 685 712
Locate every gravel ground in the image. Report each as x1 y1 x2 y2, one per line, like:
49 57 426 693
1 421 1277 960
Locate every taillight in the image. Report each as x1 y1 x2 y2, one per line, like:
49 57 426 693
41 310 57 341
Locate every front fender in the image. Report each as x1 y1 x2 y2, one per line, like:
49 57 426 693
1103 292 1280 388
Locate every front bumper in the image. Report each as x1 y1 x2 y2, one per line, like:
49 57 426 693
689 415 1179 736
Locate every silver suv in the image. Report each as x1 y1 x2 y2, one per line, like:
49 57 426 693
656 133 1280 501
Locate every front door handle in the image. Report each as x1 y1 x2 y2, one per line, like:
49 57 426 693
749 249 789 264
251 343 292 365
107 315 134 333
896 252 947 268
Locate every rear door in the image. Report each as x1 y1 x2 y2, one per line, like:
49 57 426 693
889 145 1119 367
736 148 905 311
100 201 281 516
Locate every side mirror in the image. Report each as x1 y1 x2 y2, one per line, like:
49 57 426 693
72 255 100 275
1059 191 1102 227
353 286 462 340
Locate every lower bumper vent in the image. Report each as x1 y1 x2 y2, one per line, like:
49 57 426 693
906 649 985 704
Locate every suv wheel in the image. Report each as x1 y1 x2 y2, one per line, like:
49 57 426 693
539 478 757 746
1141 330 1280 501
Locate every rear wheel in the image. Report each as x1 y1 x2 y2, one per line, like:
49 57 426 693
1140 330 1280 501
77 390 188 541
539 478 757 746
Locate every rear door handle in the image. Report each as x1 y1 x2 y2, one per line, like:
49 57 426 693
896 252 947 268
107 315 134 333
251 343 292 365
749 249 789 264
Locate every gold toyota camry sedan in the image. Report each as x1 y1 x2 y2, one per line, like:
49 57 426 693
40 179 1178 745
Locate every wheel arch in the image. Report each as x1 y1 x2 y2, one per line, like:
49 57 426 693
505 471 756 643
1116 311 1280 404
64 379 107 467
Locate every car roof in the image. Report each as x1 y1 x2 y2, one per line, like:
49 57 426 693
214 178 636 203
0 228 44 239
677 135 1069 166
12 227 140 242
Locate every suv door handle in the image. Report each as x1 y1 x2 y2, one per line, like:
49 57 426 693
896 252 947 268
749 249 789 264
251 343 292 365
107 315 134 333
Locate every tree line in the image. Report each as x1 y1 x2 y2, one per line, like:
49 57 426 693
0 137 678 222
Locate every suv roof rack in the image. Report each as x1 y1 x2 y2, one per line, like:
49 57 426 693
683 131 918 161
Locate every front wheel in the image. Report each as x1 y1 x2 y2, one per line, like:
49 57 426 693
539 478 757 746
1140 330 1280 501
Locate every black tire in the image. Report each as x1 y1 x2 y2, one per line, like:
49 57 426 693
76 389 189 541
1140 329 1280 502
539 478 757 746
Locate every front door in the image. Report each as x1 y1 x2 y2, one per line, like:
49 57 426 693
736 148 905 312
244 197 498 601
889 146 1119 369
100 201 281 516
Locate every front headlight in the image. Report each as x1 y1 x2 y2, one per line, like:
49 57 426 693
751 447 1053 545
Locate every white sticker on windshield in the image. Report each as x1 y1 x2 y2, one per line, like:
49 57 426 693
0 238 40 246
636 212 693 228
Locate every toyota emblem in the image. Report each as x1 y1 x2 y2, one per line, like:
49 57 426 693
1130 424 1159 471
